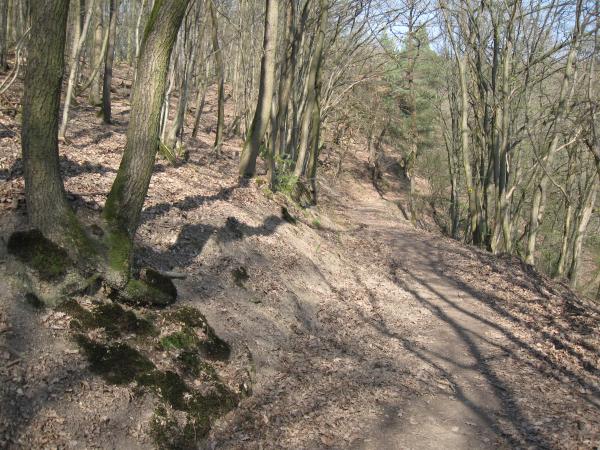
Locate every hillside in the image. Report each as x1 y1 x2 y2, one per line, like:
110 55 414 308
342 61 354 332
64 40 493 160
1 74 600 449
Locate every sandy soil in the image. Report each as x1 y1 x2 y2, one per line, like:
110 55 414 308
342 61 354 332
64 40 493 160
1 73 599 449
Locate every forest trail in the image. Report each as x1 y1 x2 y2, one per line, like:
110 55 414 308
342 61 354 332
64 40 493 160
203 170 600 449
1 84 599 449
329 183 522 449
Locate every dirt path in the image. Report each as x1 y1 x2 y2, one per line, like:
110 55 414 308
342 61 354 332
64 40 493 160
338 189 515 449
318 180 599 449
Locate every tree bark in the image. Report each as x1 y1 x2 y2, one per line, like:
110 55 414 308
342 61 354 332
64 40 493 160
103 0 190 280
304 0 328 202
208 0 224 154
89 0 104 105
238 0 279 178
21 0 80 241
59 0 96 140
0 0 9 71
568 183 597 289
294 1 327 179
101 0 117 123
525 0 581 265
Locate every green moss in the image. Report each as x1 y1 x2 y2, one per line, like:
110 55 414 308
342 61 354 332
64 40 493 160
177 351 218 379
187 383 238 428
113 278 176 307
144 268 177 300
168 307 208 328
150 381 238 449
105 228 132 276
63 211 101 265
74 335 155 384
160 328 200 351
7 230 73 281
150 405 203 450
57 298 96 330
138 370 189 410
142 0 165 44
167 307 230 360
58 299 155 337
94 302 156 337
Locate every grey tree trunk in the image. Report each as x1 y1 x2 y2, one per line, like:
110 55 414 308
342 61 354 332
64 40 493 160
0 0 9 71
525 0 581 265
238 0 279 178
59 0 96 141
209 0 224 154
305 0 328 202
21 0 77 241
89 0 104 105
101 0 117 123
192 62 210 138
104 0 190 279
568 183 597 289
294 1 327 179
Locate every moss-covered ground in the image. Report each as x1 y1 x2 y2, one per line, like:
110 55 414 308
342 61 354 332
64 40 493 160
56 297 240 448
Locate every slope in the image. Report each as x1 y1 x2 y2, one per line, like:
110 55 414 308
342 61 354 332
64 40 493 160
1 74 599 449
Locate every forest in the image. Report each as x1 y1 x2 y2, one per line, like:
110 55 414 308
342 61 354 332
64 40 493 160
0 0 599 448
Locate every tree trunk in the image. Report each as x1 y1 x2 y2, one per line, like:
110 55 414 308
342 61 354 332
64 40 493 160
238 0 279 178
525 0 581 265
101 0 117 123
131 0 147 85
21 0 77 241
294 1 327 179
89 0 104 105
59 0 96 141
0 0 9 71
304 0 328 202
103 0 190 281
192 62 209 138
208 0 224 154
568 183 597 289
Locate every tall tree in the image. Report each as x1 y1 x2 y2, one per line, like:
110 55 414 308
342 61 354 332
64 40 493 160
208 0 224 154
104 0 191 283
21 0 76 241
59 0 96 141
101 0 118 123
21 0 191 289
238 0 279 178
0 0 9 71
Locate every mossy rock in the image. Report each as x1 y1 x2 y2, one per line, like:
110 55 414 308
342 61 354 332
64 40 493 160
111 274 177 307
7 229 73 281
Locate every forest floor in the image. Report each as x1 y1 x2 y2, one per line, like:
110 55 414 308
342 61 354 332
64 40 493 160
1 70 600 449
